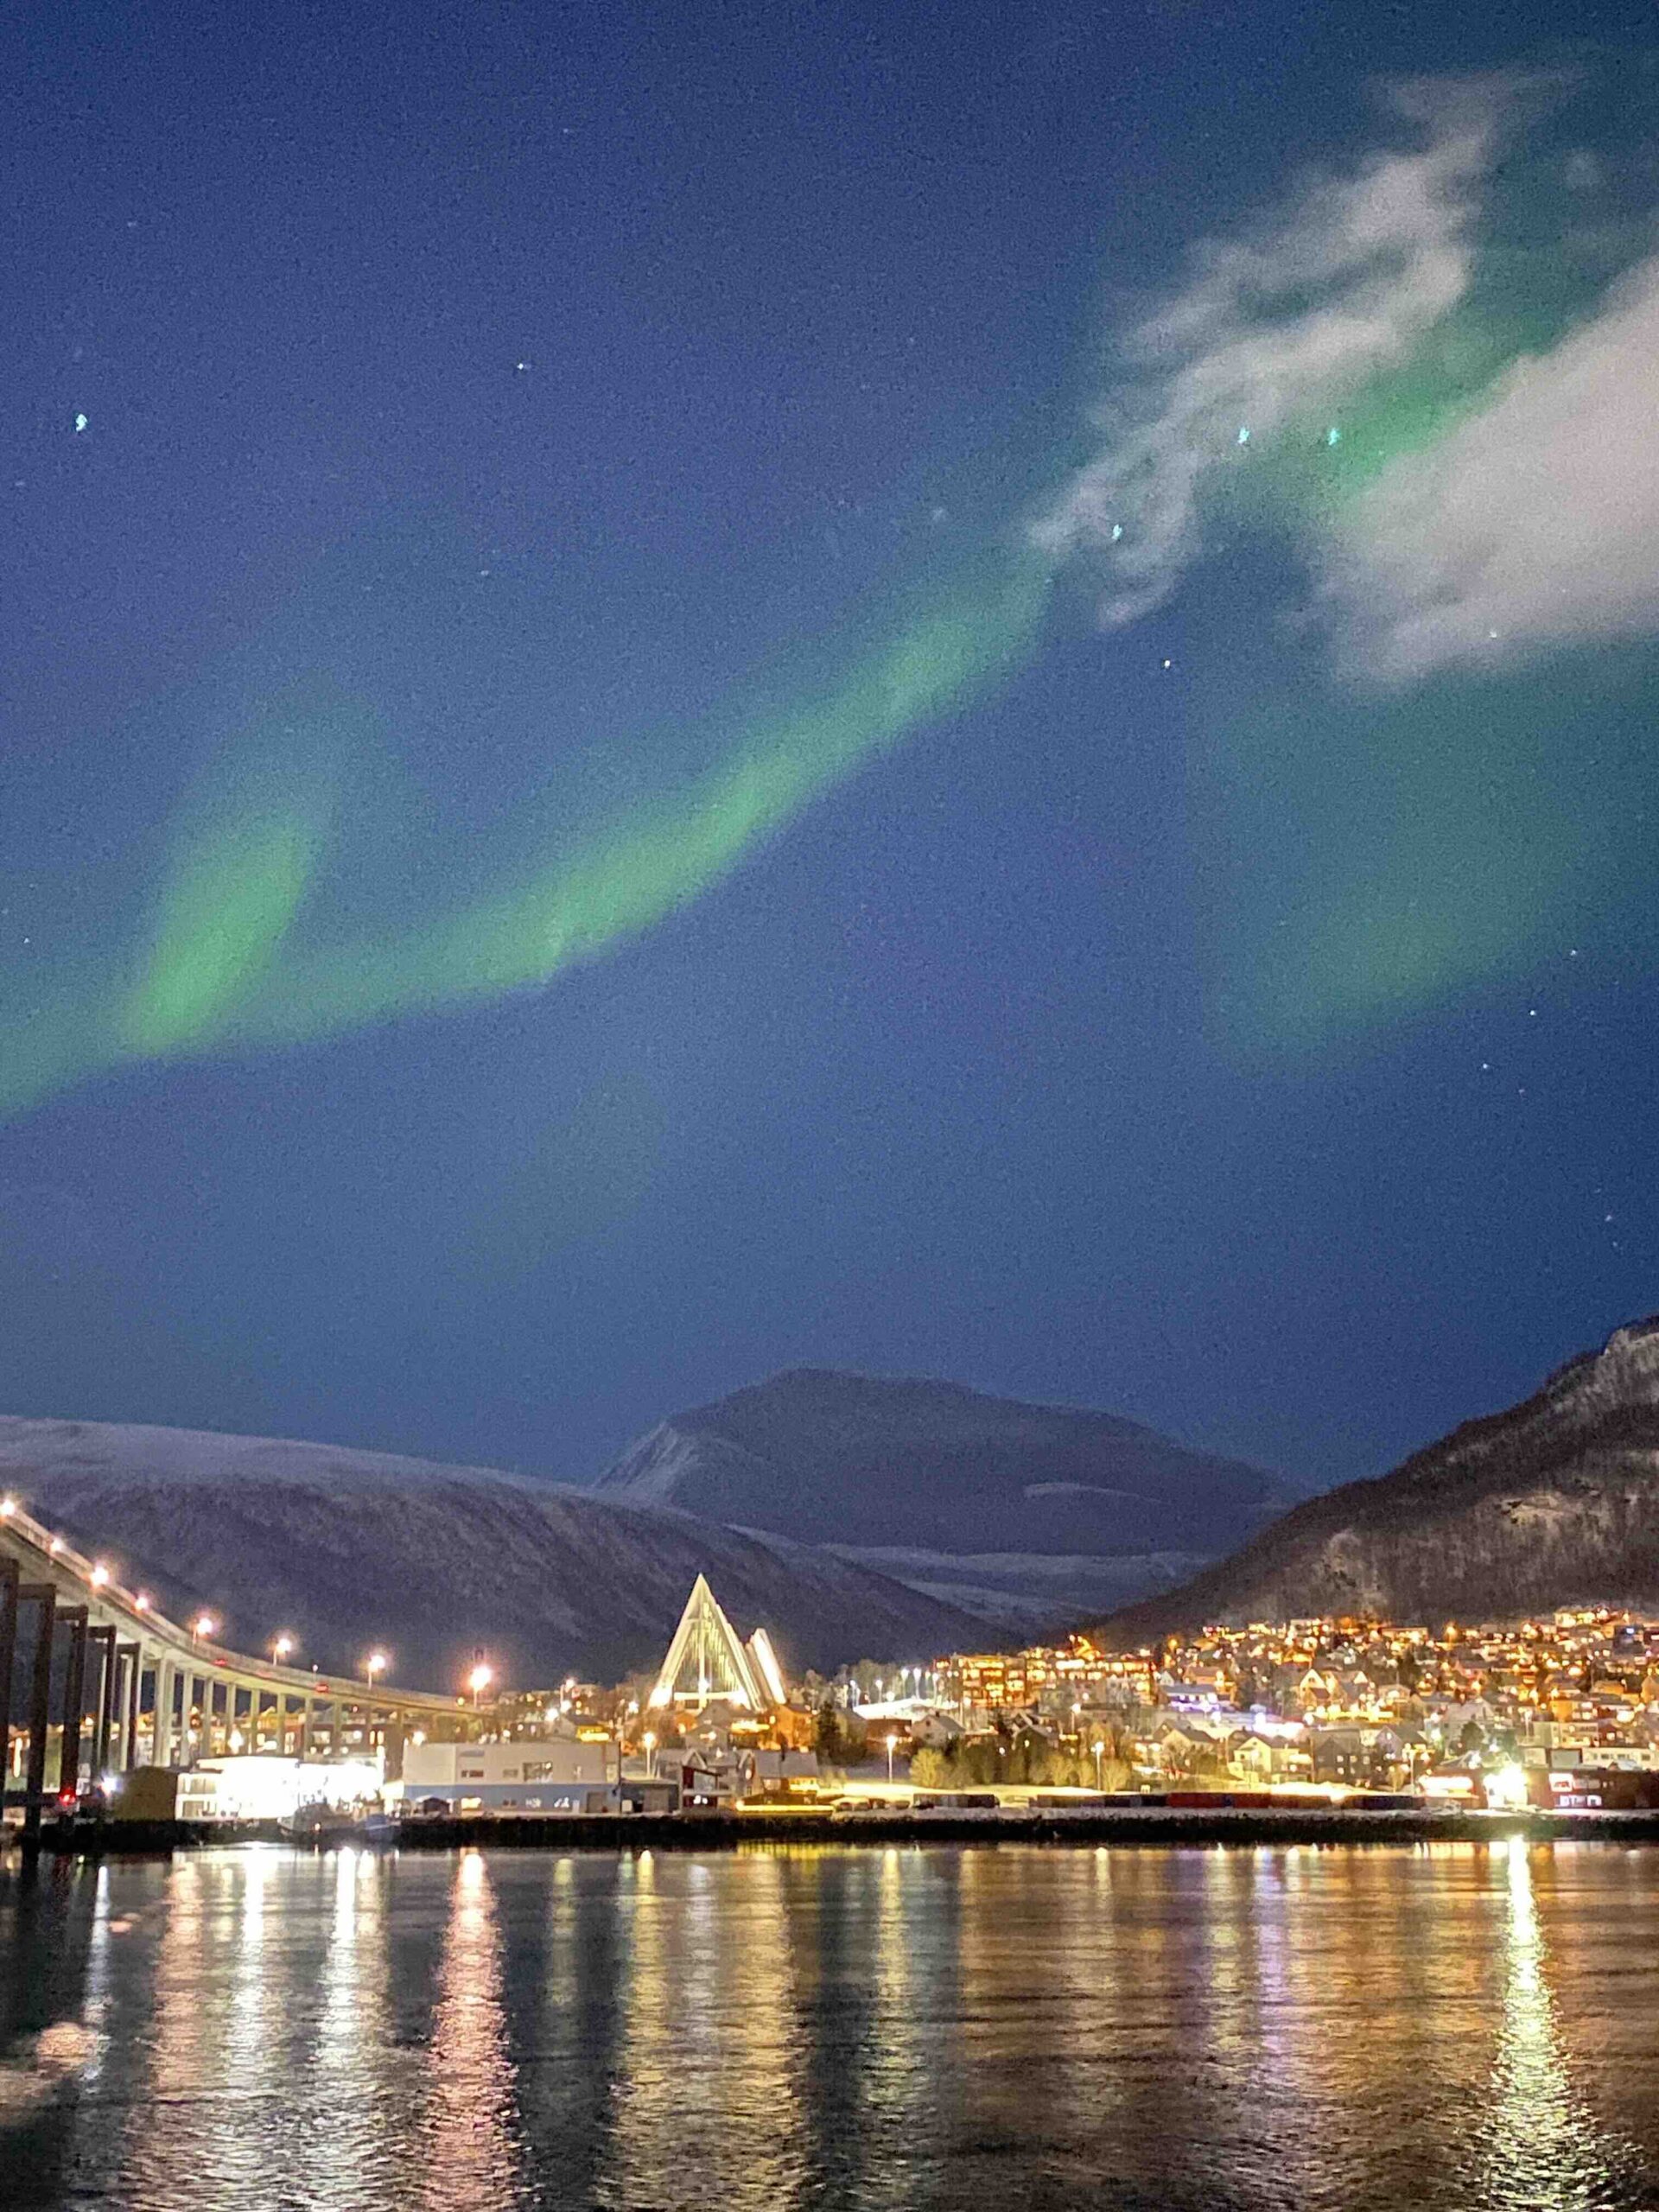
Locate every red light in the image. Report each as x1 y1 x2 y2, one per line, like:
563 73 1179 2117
57 1787 76 1808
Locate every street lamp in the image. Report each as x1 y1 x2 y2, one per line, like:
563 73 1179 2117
467 1661 494 1709
193 1613 216 1645
364 1649 389 1687
90 1562 111 1589
270 1634 295 1666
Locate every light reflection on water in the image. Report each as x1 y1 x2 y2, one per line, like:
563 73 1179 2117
4 1841 1659 2212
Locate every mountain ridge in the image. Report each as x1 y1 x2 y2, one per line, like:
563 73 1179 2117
1101 1316 1659 1639
0 1414 991 1687
592 1367 1299 1628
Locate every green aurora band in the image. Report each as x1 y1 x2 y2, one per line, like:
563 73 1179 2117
10 123 1655 1116
3 552 1052 1122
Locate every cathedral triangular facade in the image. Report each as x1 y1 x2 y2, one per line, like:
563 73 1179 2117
650 1574 767 1711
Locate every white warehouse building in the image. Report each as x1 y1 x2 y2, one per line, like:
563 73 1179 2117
396 1736 616 1813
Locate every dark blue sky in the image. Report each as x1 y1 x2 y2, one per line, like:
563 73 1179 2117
3 0 1657 1488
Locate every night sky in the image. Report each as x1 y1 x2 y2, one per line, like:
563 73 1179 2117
5 0 1659 1491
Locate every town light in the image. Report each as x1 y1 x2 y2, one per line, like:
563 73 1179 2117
193 1613 217 1642
887 1733 899 1784
364 1650 389 1684
0 1495 15 1516
1093 1738 1106 1790
90 1562 111 1588
468 1661 494 1707
1485 1763 1530 1812
135 1592 151 1611
644 1730 656 1777
271 1634 295 1664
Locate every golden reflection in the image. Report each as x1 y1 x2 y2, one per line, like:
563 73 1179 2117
1472 1838 1639 2205
287 1847 398 2209
419 1851 525 2212
23 1840 1659 2212
113 1854 295 2205
598 1848 807 2207
868 1847 920 2110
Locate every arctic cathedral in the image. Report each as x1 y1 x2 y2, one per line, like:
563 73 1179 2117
649 1576 788 1713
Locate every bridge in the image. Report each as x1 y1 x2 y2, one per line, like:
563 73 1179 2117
1 1493 480 1837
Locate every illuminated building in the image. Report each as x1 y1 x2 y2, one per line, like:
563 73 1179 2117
649 1575 788 1713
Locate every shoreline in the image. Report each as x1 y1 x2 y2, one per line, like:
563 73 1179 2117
10 1805 1659 1859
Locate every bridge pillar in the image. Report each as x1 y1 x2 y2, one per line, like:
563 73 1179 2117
58 1605 89 1799
123 1646 142 1770
90 1624 117 1779
0 1556 16 1800
22 1582 55 1839
152 1656 173 1768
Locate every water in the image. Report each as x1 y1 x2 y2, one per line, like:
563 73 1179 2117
4 1840 1659 2210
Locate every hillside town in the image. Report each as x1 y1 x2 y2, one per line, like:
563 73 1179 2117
359 1594 1659 1822
14 1502 1659 1830
857 1605 1659 1812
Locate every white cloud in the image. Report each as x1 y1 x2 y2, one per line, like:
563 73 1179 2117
1037 74 1544 626
1325 253 1659 677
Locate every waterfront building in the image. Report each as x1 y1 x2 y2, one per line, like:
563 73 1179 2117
396 1736 615 1813
174 1756 384 1824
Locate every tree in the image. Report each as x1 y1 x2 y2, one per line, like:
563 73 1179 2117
814 1699 845 1764
814 1699 870 1767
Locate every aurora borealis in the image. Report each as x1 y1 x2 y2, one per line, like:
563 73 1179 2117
5 0 1659 1486
10 550 1050 1116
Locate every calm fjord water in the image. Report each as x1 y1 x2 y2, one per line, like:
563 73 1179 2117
4 1840 1659 2211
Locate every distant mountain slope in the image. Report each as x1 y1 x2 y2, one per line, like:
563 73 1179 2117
0 1416 988 1688
1103 1318 1659 1639
591 1370 1296 1627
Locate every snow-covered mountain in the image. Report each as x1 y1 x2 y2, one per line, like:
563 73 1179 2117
0 1415 989 1688
1104 1317 1659 1637
591 1369 1298 1631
